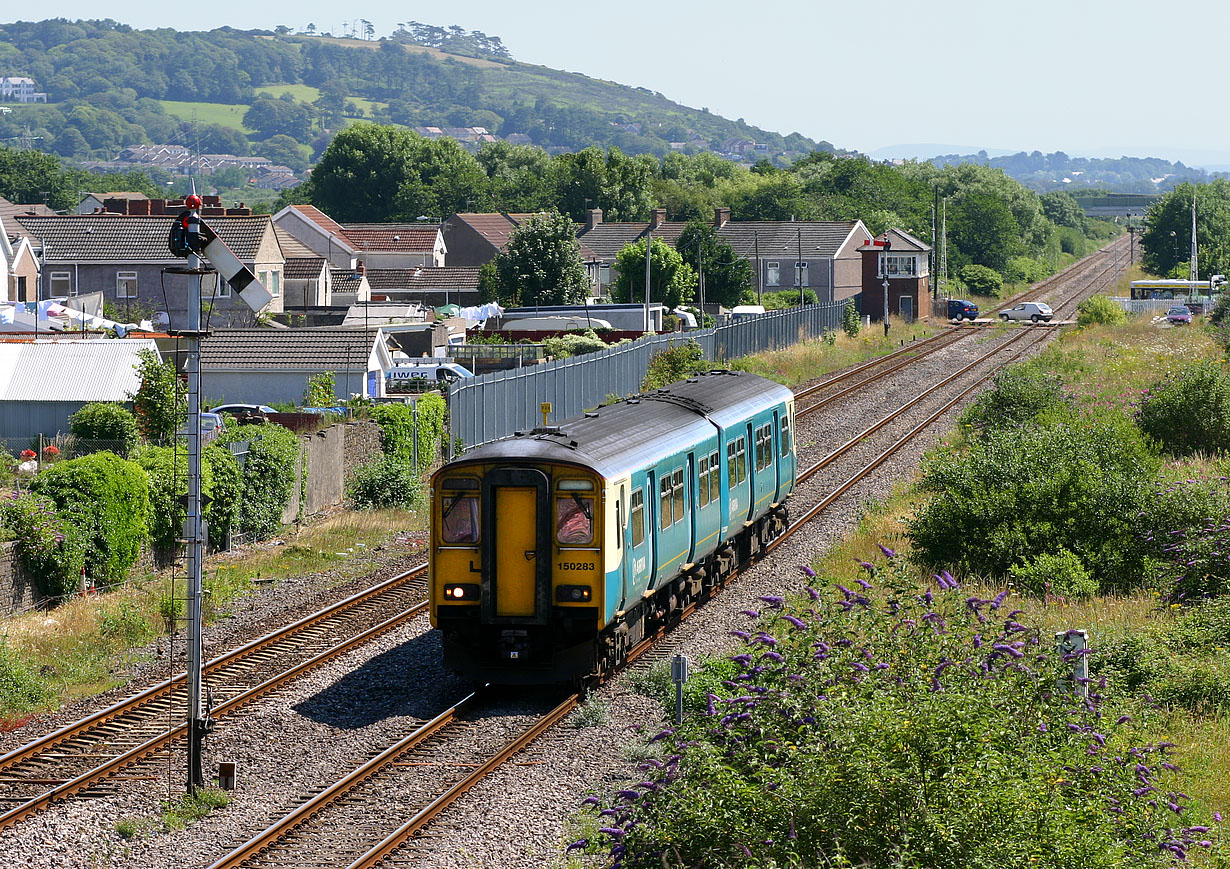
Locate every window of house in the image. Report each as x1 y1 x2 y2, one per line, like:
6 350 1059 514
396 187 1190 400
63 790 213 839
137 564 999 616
15 276 26 299
766 261 780 287
271 270 281 297
116 271 138 299
795 262 808 286
259 271 270 294
630 488 645 547
206 273 231 298
600 264 611 286
49 272 70 296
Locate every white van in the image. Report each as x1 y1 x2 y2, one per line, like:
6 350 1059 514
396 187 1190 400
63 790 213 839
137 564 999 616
730 305 767 321
386 361 473 392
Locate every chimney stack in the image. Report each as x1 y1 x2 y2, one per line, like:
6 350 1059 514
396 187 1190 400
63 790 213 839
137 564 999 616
585 207 603 231
714 207 731 228
650 207 667 229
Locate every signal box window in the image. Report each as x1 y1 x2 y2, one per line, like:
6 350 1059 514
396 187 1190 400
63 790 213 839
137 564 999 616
630 488 645 547
556 496 593 545
441 495 478 543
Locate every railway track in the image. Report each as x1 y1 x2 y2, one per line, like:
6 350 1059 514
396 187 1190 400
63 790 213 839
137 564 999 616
201 236 1125 869
0 236 1128 861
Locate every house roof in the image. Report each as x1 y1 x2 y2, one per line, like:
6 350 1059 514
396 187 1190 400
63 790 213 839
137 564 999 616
13 214 277 263
342 224 439 253
330 270 367 293
855 227 932 253
0 338 157 402
289 204 349 239
447 212 541 251
715 221 863 260
199 327 385 372
273 225 317 259
365 267 481 291
0 196 54 239
284 256 327 280
576 221 688 260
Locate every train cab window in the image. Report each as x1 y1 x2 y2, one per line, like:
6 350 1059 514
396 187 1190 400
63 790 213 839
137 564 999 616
556 496 594 545
672 468 685 522
441 494 479 543
660 476 673 529
781 415 792 457
631 488 645 547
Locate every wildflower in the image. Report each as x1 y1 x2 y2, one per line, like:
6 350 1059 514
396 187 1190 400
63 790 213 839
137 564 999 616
781 615 807 629
877 543 896 558
580 796 600 806
806 586 820 600
991 589 1009 609
739 610 760 619
759 595 785 608
941 569 958 588
799 564 816 578
857 560 875 571
598 827 626 838
566 839 588 852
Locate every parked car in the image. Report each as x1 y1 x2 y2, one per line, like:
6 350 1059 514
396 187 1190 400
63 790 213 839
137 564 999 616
1166 305 1193 325
210 403 276 419
1000 302 1054 323
178 412 224 444
947 299 979 321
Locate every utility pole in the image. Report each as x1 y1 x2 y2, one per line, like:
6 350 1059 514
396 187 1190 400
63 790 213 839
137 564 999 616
940 200 948 299
881 235 891 338
754 231 762 305
797 226 804 306
1190 197 1199 287
643 233 651 332
931 186 938 299
697 238 705 325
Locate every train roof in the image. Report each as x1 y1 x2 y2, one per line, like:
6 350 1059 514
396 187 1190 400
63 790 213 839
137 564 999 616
447 370 793 479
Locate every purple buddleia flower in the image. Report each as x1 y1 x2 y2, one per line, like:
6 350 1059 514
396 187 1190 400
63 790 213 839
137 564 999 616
782 614 807 629
566 839 588 853
1038 722 1048 733
857 560 875 572
930 677 943 692
762 651 783 662
599 827 626 838
706 693 717 715
740 610 760 619
581 796 600 806
799 564 817 578
855 577 872 590
806 586 821 600
759 595 785 608
973 633 983 648
1116 714 1131 725
836 584 853 597
991 589 1009 609
648 728 675 743
878 543 896 558
617 789 642 800
730 630 751 641
922 589 933 605
942 569 958 588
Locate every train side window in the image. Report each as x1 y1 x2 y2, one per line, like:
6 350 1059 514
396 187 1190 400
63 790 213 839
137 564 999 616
556 496 594 545
727 441 737 489
781 415 792 457
754 426 766 471
761 424 774 469
698 455 710 507
631 489 645 547
616 490 624 549
441 495 479 543
736 437 747 483
709 450 720 501
672 468 685 522
660 476 673 529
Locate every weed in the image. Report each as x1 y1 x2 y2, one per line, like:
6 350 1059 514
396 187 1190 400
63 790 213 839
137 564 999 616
159 787 230 831
572 697 609 728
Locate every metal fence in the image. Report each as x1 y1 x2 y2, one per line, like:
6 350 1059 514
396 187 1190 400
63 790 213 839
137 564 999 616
448 301 846 448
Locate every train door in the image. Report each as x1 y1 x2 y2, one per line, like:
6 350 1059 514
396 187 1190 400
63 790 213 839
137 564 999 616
645 469 659 589
628 480 650 596
686 453 697 566
742 421 754 524
617 483 629 610
481 468 551 624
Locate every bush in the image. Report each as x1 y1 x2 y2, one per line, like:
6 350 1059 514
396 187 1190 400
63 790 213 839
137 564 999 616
219 424 299 539
31 452 150 589
129 349 183 442
304 371 335 406
0 635 52 718
541 330 610 359
909 410 1158 593
1137 361 1230 456
413 392 446 473
960 361 1072 433
68 403 139 456
1076 295 1128 327
346 454 421 509
135 444 243 554
1008 546 1097 599
0 491 85 597
370 404 413 462
579 556 1213 868
958 263 1004 296
842 298 860 337
1002 256 1051 284
642 341 709 391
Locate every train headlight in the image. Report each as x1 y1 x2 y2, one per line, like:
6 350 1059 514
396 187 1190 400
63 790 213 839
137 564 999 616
556 584 592 603
443 583 479 601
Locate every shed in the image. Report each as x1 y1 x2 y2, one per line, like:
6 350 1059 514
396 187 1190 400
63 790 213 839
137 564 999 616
0 338 157 446
199 327 394 404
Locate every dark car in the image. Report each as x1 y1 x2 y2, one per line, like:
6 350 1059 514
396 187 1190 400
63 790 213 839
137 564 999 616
1166 305 1193 325
948 299 979 321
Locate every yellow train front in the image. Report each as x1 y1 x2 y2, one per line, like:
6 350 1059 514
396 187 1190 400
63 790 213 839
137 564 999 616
429 370 797 684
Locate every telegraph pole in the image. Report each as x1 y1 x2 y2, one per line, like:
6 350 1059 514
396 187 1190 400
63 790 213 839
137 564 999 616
643 233 651 332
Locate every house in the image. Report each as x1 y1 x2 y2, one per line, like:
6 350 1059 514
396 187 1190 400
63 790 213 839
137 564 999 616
199 327 395 404
0 213 39 304
272 205 445 273
858 228 933 322
364 266 481 308
442 212 601 294
0 338 158 444
13 213 286 328
78 192 150 215
0 76 47 103
576 207 870 305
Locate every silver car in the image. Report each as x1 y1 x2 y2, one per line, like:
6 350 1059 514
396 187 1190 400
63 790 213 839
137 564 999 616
1000 301 1054 323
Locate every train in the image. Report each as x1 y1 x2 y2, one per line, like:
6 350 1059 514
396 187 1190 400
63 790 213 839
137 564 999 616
428 369 797 684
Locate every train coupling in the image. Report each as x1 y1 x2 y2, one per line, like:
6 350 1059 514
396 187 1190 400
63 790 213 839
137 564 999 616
499 629 530 661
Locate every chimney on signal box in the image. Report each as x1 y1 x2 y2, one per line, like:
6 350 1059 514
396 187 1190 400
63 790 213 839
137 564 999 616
714 207 731 228
585 208 603 231
650 207 667 229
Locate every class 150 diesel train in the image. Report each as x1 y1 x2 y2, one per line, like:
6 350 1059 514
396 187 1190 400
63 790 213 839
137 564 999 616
429 369 796 683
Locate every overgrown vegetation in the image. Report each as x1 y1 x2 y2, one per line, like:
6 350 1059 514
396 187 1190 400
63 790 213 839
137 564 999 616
67 402 139 457
1077 294 1128 327
1136 360 1230 456
347 455 421 509
219 424 300 539
129 349 183 443
303 371 336 406
641 341 710 391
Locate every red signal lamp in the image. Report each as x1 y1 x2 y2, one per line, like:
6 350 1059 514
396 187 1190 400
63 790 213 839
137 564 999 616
185 193 202 210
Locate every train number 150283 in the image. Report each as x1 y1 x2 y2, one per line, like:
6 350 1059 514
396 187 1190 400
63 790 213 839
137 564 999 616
557 561 595 571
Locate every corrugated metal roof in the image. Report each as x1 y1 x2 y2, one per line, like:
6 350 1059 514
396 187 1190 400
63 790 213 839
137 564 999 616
0 339 157 402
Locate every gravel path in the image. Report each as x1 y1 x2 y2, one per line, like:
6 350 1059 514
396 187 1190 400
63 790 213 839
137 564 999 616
1 318 1078 868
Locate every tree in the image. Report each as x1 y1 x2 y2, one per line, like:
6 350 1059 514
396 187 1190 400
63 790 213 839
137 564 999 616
948 192 1021 272
243 97 314 141
130 349 184 442
548 146 655 221
309 123 486 222
254 134 307 172
490 211 589 307
476 140 552 212
1040 191 1087 230
68 403 139 456
611 238 696 311
1141 180 1230 280
676 221 753 308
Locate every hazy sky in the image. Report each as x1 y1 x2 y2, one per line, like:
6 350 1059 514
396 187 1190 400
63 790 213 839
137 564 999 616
20 0 1230 164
